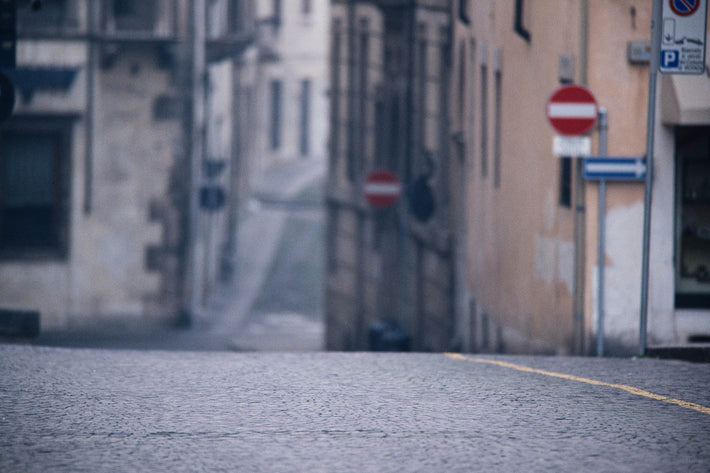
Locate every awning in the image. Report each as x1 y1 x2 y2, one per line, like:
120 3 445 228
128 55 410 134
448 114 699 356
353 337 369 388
661 40 710 125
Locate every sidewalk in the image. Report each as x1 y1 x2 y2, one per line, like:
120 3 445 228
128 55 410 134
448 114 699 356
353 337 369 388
204 157 326 351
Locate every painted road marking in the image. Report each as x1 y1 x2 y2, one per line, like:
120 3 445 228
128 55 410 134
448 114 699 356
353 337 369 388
444 353 710 415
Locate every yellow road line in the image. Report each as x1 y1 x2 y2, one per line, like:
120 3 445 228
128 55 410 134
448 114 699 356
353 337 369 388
444 353 710 415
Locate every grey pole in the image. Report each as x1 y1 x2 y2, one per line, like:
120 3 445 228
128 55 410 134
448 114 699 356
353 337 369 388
597 107 608 356
186 0 206 324
640 0 662 356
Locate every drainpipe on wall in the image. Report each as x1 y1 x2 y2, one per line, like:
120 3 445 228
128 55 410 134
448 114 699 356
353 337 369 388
572 0 588 355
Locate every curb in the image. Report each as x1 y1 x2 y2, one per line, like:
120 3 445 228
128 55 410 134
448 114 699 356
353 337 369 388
646 345 710 363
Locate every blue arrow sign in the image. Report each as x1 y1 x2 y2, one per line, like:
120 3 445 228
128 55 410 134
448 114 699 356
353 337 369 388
583 157 646 181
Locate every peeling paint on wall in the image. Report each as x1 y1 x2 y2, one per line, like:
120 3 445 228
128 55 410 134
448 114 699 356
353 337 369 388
592 201 644 344
535 235 574 294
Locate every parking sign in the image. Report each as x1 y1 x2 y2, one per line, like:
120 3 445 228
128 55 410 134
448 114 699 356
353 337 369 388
660 0 708 74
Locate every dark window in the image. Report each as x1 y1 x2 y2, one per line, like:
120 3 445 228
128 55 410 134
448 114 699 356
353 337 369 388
675 126 710 308
17 0 78 33
329 19 341 176
459 0 470 24
494 67 502 188
0 119 71 259
300 79 311 156
480 61 488 178
415 23 427 182
357 20 369 176
302 0 312 15
270 79 282 150
228 0 252 34
111 0 155 31
272 0 281 27
559 157 572 207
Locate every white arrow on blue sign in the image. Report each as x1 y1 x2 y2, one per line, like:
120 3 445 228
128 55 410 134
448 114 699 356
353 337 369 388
583 157 646 181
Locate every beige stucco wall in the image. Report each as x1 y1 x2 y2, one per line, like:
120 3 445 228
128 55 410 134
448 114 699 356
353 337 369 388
457 0 710 353
461 0 581 354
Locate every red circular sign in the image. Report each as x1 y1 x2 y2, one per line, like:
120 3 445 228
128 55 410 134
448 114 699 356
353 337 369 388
546 84 598 136
669 0 700 17
364 170 402 208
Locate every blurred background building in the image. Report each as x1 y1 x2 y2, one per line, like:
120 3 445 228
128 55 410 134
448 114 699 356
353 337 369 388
325 0 455 351
236 0 330 185
0 0 257 329
325 0 710 355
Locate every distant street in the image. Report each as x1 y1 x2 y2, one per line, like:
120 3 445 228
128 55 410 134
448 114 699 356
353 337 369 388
2 345 709 472
34 158 326 353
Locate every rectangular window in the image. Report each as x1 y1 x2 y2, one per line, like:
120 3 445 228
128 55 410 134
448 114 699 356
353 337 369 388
228 0 252 34
273 0 281 27
270 80 282 150
559 157 572 207
480 62 488 178
675 126 710 308
111 0 155 31
300 79 311 156
415 23 427 181
358 20 369 175
493 68 502 188
302 0 312 15
0 119 71 259
469 39 476 162
17 0 78 33
329 20 342 177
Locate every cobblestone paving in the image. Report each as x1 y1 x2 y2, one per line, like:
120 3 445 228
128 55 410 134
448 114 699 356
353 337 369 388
2 345 709 472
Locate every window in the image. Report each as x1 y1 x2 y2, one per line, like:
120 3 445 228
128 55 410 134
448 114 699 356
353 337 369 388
559 157 572 207
416 23 427 181
269 80 282 150
272 0 281 27
17 0 78 33
469 39 476 162
300 79 311 156
329 19 342 176
0 118 71 259
480 56 488 178
357 20 369 176
493 64 502 188
302 0 312 15
675 126 710 308
459 0 470 24
228 0 253 34
111 0 155 31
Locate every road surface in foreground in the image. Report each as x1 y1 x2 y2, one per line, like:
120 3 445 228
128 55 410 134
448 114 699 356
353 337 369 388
1 345 709 472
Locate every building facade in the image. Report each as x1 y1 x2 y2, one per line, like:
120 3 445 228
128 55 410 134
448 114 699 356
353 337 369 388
325 0 455 351
0 0 254 329
450 0 710 355
235 0 330 189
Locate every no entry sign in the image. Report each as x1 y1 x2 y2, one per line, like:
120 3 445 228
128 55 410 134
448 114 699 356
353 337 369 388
364 169 402 208
546 84 598 136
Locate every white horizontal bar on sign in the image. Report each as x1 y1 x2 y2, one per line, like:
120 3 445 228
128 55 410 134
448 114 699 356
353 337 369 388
548 103 597 118
586 162 646 176
364 183 402 195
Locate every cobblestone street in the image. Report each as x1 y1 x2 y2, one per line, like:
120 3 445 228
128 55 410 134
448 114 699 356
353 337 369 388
2 345 709 472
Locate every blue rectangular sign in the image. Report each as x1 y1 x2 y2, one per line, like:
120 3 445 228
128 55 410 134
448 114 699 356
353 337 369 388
583 157 646 181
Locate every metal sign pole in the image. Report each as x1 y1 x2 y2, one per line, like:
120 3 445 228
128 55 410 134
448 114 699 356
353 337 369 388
640 0 662 356
597 107 608 356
